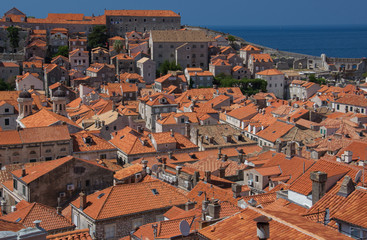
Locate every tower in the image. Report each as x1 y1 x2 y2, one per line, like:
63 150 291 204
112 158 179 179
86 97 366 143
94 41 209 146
17 90 33 120
52 87 67 116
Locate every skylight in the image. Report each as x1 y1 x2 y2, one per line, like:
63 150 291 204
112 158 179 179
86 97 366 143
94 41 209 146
151 189 159 195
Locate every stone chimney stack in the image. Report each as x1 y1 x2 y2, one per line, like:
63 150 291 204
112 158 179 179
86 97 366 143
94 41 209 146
168 151 173 160
185 201 195 211
208 199 221 220
217 148 222 160
232 183 241 198
204 171 211 183
141 160 148 170
221 154 228 162
185 122 190 138
162 158 167 170
193 171 200 187
56 197 62 215
337 175 355 197
218 166 225 178
79 192 87 210
310 171 328 205
254 216 272 240
176 166 182 176
21 168 26 177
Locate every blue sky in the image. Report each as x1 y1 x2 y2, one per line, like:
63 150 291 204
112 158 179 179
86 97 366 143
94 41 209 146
2 0 367 26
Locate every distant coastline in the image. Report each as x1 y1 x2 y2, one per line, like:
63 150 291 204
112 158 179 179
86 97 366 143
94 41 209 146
204 25 367 59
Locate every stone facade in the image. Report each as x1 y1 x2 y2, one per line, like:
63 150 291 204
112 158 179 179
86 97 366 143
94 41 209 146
136 57 156 84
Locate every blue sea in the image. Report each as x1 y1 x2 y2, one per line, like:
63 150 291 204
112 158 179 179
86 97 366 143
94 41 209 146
207 25 367 58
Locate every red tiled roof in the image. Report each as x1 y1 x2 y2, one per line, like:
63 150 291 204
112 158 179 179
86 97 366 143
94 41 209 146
71 181 188 220
256 68 284 76
0 201 74 232
47 229 92 240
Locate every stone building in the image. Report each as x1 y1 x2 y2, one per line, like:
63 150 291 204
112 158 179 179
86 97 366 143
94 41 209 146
239 45 261 66
91 47 110 64
105 10 181 37
85 63 115 87
15 72 43 91
289 80 321 101
0 98 18 131
209 59 231 77
109 126 198 164
248 53 274 77
110 53 135 74
0 61 20 83
51 55 71 70
25 39 47 60
255 69 285 99
0 125 72 166
332 94 367 114
44 64 69 96
136 57 156 84
49 28 68 53
69 48 89 72
70 181 188 239
69 37 87 51
2 156 114 212
0 8 105 35
149 30 212 69
139 93 178 131
154 73 186 92
71 131 117 160
184 67 214 88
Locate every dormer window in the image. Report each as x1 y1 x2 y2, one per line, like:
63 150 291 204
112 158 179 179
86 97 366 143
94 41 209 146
83 136 93 144
160 98 167 104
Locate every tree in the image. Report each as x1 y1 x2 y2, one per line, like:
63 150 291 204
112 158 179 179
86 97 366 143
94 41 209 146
158 60 182 75
214 74 267 95
0 78 13 90
88 25 108 49
7 26 19 53
227 35 236 45
54 45 69 58
113 40 123 54
309 74 326 85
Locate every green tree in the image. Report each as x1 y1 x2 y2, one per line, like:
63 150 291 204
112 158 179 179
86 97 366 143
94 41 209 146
214 74 267 95
0 78 13 90
113 40 123 54
7 26 19 53
308 74 326 85
54 45 69 58
227 35 236 45
362 72 367 79
158 60 182 75
88 25 108 49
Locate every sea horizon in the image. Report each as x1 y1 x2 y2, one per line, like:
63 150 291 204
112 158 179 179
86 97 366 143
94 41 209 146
204 25 367 59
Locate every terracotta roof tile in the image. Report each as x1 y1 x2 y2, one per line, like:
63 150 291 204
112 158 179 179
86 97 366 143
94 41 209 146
47 228 92 240
71 181 188 220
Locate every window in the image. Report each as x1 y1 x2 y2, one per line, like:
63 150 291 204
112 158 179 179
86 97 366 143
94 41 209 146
351 227 361 238
45 157 52 161
255 175 259 182
350 106 353 111
5 119 9 126
200 45 204 48
4 108 9 113
22 185 26 196
337 104 340 110
13 179 18 190
158 45 163 48
170 45 174 49
132 218 143 229
86 180 90 187
100 154 107 159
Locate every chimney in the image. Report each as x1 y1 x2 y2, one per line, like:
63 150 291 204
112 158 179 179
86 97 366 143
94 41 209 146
193 171 200 186
33 220 42 230
217 148 222 160
162 158 167 169
202 198 209 221
310 171 327 205
238 153 244 164
168 151 173 160
337 175 355 197
137 126 143 133
79 191 87 210
176 166 182 176
185 201 195 211
232 183 241 198
204 171 211 183
21 168 26 177
170 129 174 137
208 199 221 220
185 123 190 138
56 197 62 215
343 151 353 163
221 154 228 162
254 216 272 240
218 166 225 178
141 160 148 169
297 146 302 157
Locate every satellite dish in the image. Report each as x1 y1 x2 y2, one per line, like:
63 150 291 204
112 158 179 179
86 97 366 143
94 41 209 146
151 164 158 173
179 220 190 236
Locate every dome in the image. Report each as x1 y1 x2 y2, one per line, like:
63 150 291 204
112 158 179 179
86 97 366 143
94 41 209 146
53 87 66 98
19 90 32 99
